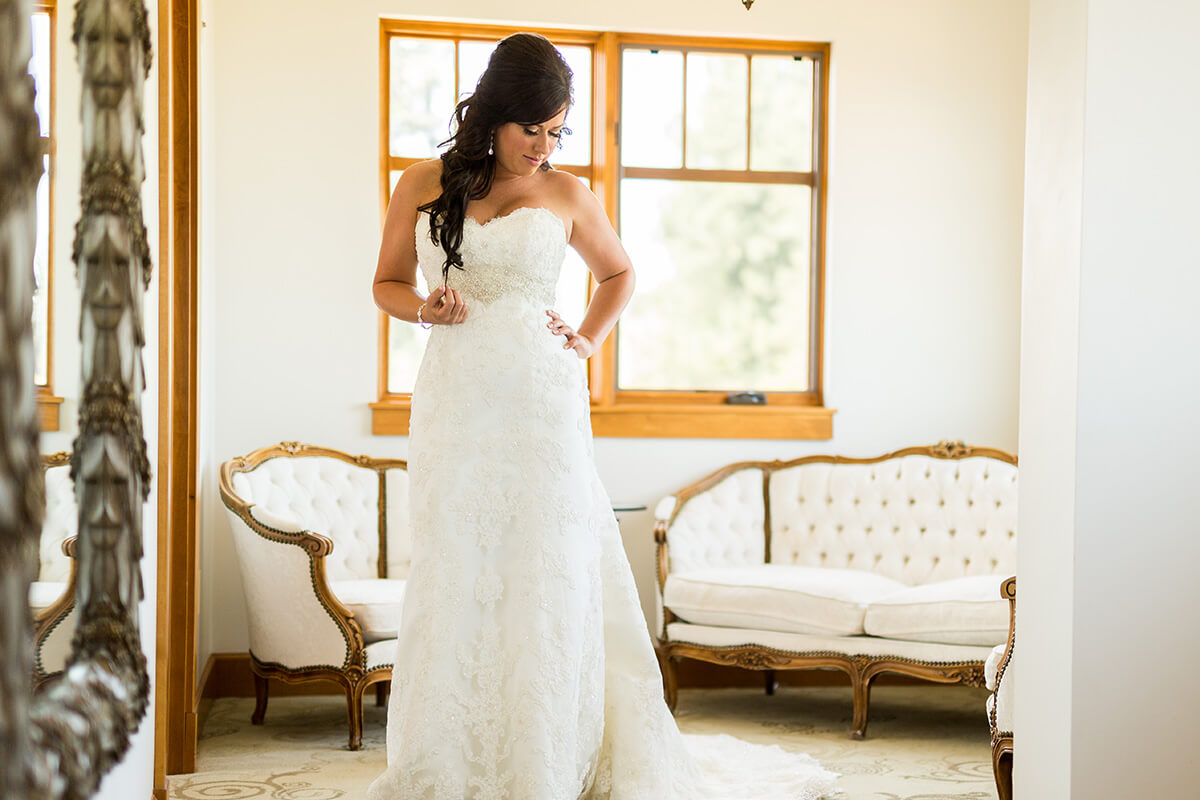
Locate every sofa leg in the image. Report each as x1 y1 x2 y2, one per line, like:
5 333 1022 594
660 651 679 712
346 683 366 751
375 682 387 707
251 673 269 725
993 740 1013 800
850 672 875 740
764 669 777 696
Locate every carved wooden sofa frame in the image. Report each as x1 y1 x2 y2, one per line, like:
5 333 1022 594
32 452 77 691
990 576 1016 800
654 442 1015 739
218 442 408 750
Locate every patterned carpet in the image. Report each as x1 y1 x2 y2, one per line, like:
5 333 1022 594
170 685 998 799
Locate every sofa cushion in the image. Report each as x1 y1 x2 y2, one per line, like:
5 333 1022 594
329 579 406 643
29 581 67 617
664 564 906 636
862 574 1009 646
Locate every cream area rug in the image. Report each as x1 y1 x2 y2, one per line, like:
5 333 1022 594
169 685 998 800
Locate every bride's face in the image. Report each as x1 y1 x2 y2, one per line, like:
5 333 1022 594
492 107 568 177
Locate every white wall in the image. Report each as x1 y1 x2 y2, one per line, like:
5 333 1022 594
39 1 161 798
198 0 1030 664
1017 0 1200 795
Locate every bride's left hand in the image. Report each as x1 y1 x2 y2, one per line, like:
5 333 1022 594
546 309 596 359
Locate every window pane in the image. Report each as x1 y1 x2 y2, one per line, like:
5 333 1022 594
750 55 813 172
618 179 812 392
554 177 590 328
457 39 498 100
685 53 747 170
30 13 50 137
386 258 431 395
620 49 682 168
33 155 49 386
555 45 591 167
390 37 456 158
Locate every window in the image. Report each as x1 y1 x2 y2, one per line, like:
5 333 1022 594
374 22 832 439
31 2 62 431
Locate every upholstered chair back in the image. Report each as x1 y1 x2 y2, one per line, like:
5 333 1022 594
663 445 1017 586
662 466 767 574
228 449 411 581
39 458 77 583
768 453 1017 585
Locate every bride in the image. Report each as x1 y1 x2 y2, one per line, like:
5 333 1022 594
367 31 838 800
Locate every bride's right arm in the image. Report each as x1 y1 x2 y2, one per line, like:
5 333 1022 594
373 160 464 324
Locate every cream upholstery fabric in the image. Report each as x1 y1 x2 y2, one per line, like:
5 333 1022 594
36 605 75 676
232 457 380 581
665 565 904 636
666 622 995 663
666 468 765 574
330 579 406 643
862 575 1010 646
768 455 1017 585
384 469 412 579
985 642 1014 732
226 506 350 668
39 464 75 583
28 581 65 615
365 639 397 671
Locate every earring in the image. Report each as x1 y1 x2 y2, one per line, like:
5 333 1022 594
487 135 494 156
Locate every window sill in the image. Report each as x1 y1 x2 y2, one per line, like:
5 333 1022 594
371 399 834 440
38 392 64 432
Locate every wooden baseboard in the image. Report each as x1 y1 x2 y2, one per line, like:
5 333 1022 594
199 651 924 701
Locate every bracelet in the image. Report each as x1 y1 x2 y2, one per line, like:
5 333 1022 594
416 302 432 329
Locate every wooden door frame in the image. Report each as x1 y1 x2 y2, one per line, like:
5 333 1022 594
154 0 200 794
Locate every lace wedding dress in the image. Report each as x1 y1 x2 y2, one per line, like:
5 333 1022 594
366 206 838 800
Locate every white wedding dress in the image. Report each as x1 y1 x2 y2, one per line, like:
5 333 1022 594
366 206 838 800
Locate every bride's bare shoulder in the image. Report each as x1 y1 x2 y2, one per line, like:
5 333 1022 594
393 158 444 207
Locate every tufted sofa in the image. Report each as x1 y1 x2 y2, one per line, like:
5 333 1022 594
31 452 78 688
218 442 410 750
653 442 1017 738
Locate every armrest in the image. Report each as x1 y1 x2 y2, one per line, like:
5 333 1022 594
990 575 1016 736
223 502 365 670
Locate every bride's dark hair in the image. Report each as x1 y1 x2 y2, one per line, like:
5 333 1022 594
419 32 573 284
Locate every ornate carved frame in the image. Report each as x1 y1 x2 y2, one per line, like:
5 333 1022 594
990 576 1016 800
217 441 408 750
654 440 1016 739
1 0 154 795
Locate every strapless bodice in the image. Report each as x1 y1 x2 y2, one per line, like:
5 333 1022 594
414 206 567 307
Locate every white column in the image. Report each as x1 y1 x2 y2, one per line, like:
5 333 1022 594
1017 0 1200 795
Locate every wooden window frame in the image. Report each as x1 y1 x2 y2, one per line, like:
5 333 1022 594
372 21 833 440
33 0 63 431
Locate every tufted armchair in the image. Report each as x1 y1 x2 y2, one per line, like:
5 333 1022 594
218 442 410 750
986 576 1016 800
31 452 78 689
654 442 1017 738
